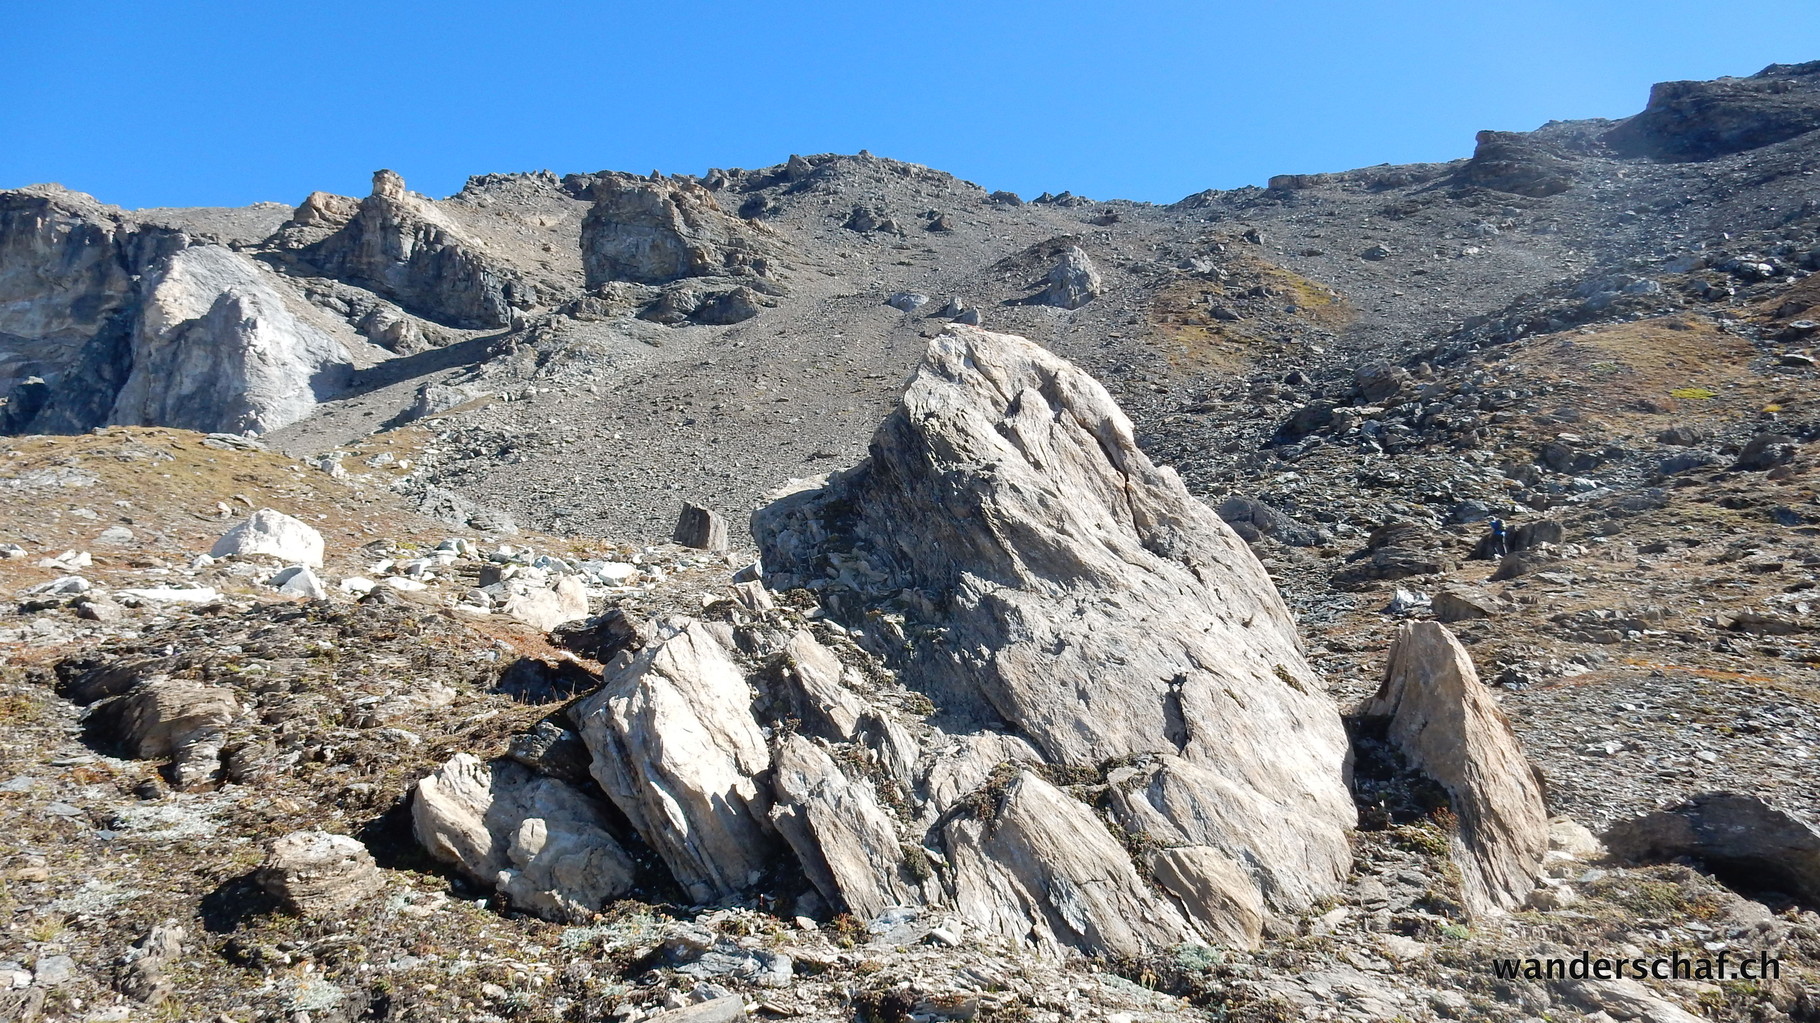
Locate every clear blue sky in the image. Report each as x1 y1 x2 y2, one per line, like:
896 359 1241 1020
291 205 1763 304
4 1 1818 210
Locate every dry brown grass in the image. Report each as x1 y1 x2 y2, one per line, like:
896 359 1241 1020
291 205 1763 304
1147 251 1353 375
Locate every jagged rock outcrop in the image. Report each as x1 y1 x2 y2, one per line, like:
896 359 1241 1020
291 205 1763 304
1457 130 1576 197
110 245 352 434
579 174 775 287
1604 61 1820 160
1032 245 1103 308
575 618 780 904
757 325 1357 944
0 187 352 435
412 753 639 922
1360 621 1548 915
293 170 519 328
413 327 1352 953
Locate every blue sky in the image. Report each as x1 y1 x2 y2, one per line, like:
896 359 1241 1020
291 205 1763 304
4 1 1818 209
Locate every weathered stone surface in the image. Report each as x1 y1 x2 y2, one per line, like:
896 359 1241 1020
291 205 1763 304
919 732 1043 817
412 753 638 922
641 282 766 326
576 618 779 903
109 245 353 434
1145 845 1266 948
1457 130 1576 197
777 629 867 742
256 830 385 918
0 187 186 433
211 508 325 567
756 326 1355 936
1603 792 1820 905
271 564 329 599
506 717 596 785
769 734 915 920
580 174 775 287
1334 520 1457 586
673 502 729 550
1104 754 1349 921
502 576 590 631
552 607 654 663
117 921 185 1002
1353 363 1414 404
942 772 1198 956
1432 586 1503 623
1361 622 1548 915
295 170 517 328
1033 245 1102 309
642 997 747 1023
87 677 239 789
1733 432 1799 471
0 188 350 436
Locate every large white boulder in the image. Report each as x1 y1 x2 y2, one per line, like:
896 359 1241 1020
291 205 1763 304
110 244 352 435
211 509 324 567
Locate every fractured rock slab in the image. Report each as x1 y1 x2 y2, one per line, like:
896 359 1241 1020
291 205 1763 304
575 618 779 904
412 753 638 922
1361 621 1548 915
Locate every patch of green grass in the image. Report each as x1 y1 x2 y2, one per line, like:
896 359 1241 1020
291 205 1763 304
1670 386 1718 400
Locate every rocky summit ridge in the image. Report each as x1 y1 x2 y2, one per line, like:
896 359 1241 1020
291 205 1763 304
2 59 1820 1023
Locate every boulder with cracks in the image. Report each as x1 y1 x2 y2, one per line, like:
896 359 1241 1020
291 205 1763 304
1359 621 1548 915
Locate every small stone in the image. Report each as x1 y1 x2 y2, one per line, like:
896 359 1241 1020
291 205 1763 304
32 954 74 987
672 502 728 551
271 565 330 600
75 597 124 622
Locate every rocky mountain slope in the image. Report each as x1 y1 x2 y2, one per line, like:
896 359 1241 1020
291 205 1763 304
2 59 1820 1023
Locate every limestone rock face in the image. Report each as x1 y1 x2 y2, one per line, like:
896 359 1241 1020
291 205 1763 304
296 170 518 328
1604 60 1820 160
579 174 774 287
0 187 182 432
0 187 351 436
256 830 385 918
756 325 1356 933
1361 621 1548 915
1033 245 1103 309
109 245 352 434
211 508 326 567
412 753 638 922
575 618 780 904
